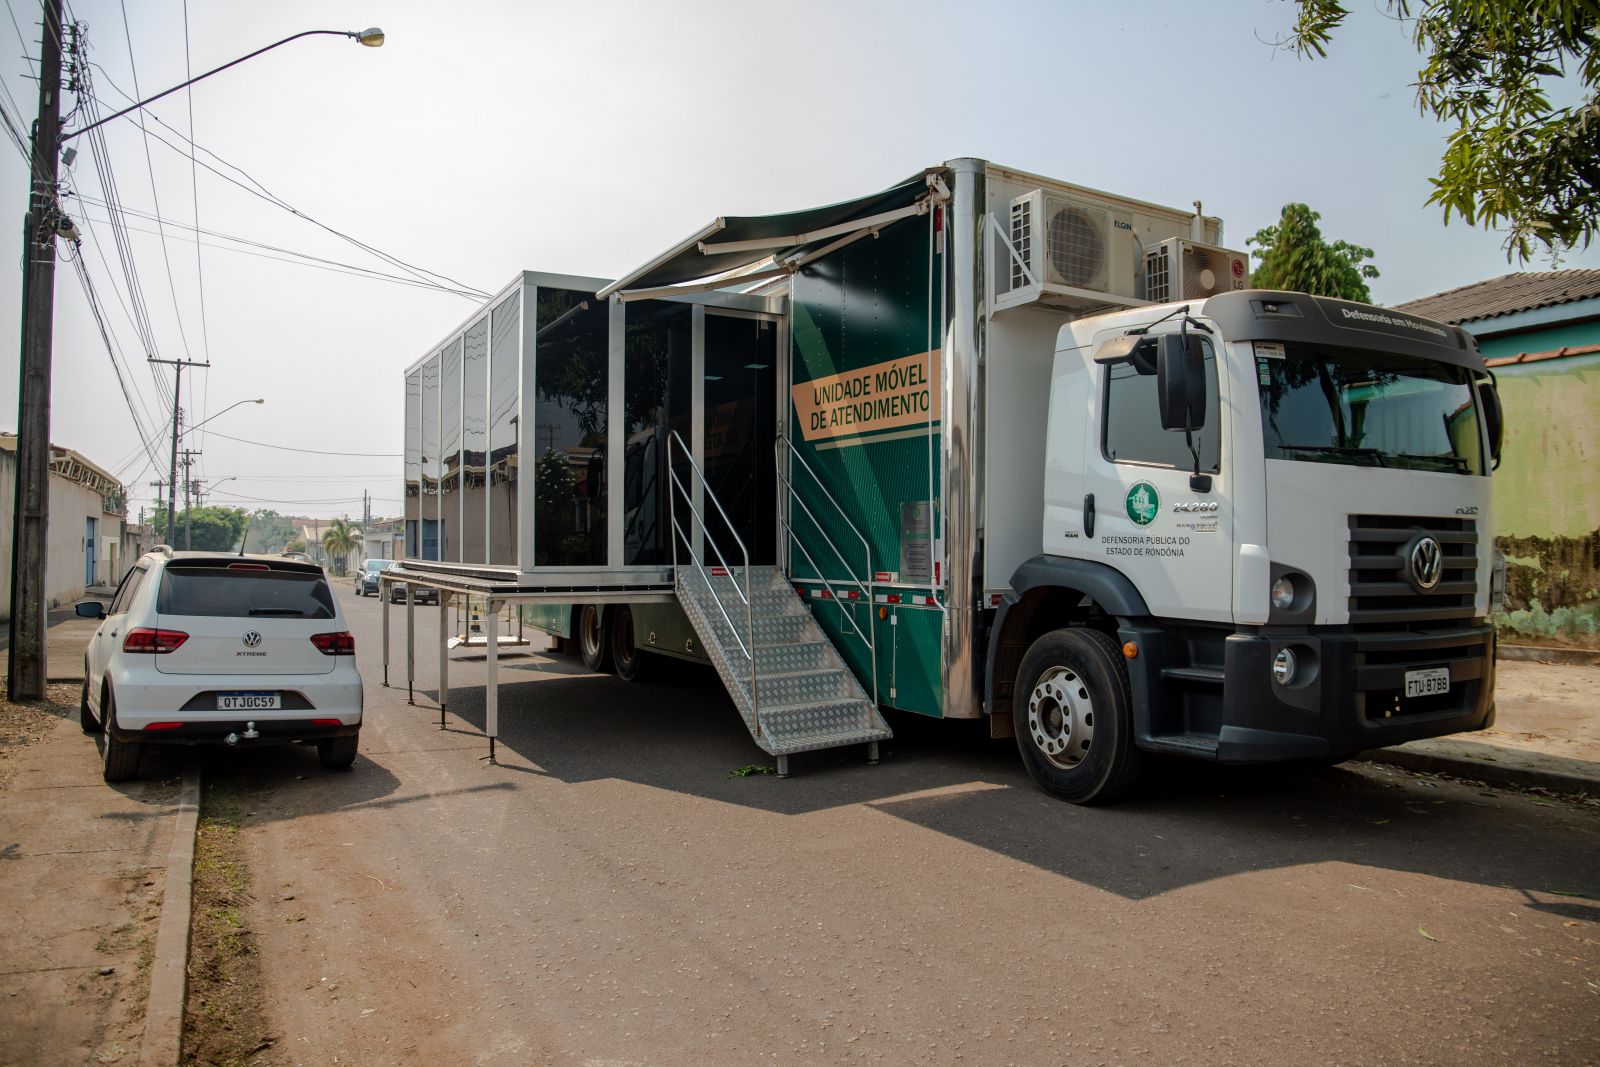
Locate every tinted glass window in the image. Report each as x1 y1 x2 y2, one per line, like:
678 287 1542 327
462 316 488 563
489 293 520 566
1258 344 1484 474
622 300 691 565
1103 342 1220 472
532 288 608 567
110 567 146 614
157 567 336 619
405 369 420 555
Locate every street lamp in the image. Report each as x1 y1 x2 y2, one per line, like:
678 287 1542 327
5 14 383 698
182 398 265 439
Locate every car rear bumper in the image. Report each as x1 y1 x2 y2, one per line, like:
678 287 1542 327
107 671 362 736
109 717 360 745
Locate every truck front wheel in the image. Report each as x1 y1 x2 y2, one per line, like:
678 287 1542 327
1012 628 1141 804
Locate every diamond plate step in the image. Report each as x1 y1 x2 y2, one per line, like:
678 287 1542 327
733 668 858 708
758 699 895 756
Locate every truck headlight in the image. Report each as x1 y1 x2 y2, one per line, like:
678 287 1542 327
1272 647 1298 686
1271 575 1297 611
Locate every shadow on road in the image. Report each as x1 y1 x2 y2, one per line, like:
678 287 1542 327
401 649 1600 902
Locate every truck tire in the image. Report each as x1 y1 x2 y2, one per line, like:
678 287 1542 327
100 691 142 784
1012 627 1142 804
578 604 611 673
611 605 651 683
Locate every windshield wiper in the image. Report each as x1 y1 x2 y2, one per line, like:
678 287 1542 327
248 608 306 617
1392 452 1472 473
1277 444 1388 466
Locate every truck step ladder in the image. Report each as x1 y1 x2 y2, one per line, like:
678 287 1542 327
675 564 892 776
668 430 891 777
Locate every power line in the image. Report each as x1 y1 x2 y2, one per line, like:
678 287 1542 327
88 64 491 300
201 429 402 458
118 0 198 368
70 198 489 295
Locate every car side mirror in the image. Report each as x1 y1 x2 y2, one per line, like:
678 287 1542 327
1480 375 1504 469
1156 333 1207 432
75 601 106 620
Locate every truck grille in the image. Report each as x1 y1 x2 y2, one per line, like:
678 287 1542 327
1347 515 1478 626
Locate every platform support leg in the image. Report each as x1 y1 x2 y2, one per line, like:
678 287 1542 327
868 740 879 765
381 582 390 687
405 585 416 706
776 754 789 779
438 593 450 728
482 600 499 765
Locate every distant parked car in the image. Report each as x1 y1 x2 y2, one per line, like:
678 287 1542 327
354 558 389 596
76 550 362 783
387 561 437 604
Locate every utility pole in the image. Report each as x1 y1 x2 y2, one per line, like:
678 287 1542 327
179 449 200 549
7 0 66 699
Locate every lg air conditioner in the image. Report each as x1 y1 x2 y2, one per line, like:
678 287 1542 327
998 189 1146 312
1144 238 1249 304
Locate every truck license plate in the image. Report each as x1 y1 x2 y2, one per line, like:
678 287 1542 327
1403 668 1450 699
217 692 280 711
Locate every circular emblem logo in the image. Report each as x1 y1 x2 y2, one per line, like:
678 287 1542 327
1125 482 1160 526
1409 536 1443 591
241 630 263 648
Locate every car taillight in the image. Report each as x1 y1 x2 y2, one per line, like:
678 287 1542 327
144 722 184 731
310 631 355 655
310 718 343 727
123 628 188 654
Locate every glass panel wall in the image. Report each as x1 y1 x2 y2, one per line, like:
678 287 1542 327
462 317 488 564
420 353 441 560
404 369 420 557
704 313 777 564
440 339 463 561
532 288 608 567
622 301 692 565
488 294 520 567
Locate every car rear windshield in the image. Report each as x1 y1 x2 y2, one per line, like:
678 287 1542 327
363 560 388 572
156 565 336 619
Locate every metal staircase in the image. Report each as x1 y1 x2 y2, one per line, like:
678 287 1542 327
668 433 892 776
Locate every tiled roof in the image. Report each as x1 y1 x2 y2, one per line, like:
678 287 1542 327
1395 269 1600 325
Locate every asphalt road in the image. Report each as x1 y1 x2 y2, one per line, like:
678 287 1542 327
205 584 1600 1066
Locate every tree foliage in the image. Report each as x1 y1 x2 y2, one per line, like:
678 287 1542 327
1247 203 1380 300
1285 0 1599 261
158 506 248 552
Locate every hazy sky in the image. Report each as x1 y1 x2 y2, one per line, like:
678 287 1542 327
1 0 1595 522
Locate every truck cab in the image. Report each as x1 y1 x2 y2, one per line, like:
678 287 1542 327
993 289 1504 802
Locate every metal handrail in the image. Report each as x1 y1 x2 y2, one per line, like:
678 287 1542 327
668 431 760 734
774 434 878 706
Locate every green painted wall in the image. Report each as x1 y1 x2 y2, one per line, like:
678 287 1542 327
1476 319 1598 361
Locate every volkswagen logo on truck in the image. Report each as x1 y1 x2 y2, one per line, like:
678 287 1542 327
1409 536 1444 591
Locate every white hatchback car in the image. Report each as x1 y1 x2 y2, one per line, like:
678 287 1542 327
77 549 363 783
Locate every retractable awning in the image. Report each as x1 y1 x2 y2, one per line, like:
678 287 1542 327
597 167 948 302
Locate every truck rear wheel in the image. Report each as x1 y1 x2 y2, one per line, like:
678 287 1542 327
611 605 651 683
578 604 611 672
1012 628 1141 804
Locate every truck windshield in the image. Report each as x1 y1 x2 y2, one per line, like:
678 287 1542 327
1255 343 1484 475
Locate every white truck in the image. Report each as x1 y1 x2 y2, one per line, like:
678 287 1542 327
393 157 1505 802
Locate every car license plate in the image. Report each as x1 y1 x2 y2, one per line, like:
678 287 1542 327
217 692 280 711
1404 668 1450 699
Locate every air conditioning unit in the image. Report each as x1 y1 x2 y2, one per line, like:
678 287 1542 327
1001 189 1144 311
1144 238 1249 303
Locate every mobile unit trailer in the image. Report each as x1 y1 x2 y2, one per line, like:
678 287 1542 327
387 157 1504 802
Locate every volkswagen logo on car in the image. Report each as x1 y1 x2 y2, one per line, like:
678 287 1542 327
1409 536 1444 591
241 630 263 648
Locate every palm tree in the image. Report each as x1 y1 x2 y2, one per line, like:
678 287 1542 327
321 518 361 577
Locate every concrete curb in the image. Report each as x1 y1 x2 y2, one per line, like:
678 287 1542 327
137 757 201 1067
1497 644 1600 667
1363 747 1595 797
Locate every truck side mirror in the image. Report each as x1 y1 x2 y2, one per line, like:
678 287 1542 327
1480 375 1504 469
1156 333 1207 432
